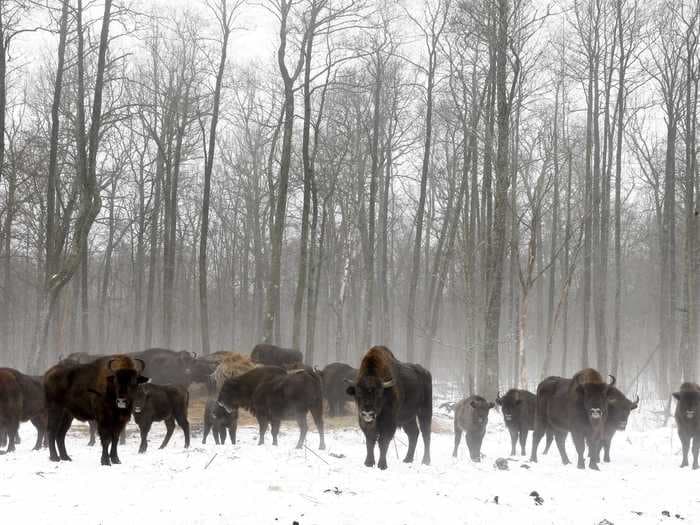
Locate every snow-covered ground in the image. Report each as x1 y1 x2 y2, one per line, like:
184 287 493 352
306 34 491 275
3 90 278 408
0 405 696 525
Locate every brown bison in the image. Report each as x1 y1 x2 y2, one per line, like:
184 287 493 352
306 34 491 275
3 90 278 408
250 344 303 369
44 355 148 466
132 383 190 453
346 346 432 470
530 368 616 470
452 395 494 462
248 368 325 450
0 370 47 452
674 382 700 469
203 398 237 445
0 369 22 453
320 362 358 417
495 389 536 456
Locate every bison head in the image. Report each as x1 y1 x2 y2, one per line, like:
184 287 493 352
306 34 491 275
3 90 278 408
217 377 245 415
177 351 197 377
132 383 151 414
673 389 700 422
495 391 520 423
107 358 149 410
469 397 495 427
576 375 615 430
346 375 394 425
608 391 639 431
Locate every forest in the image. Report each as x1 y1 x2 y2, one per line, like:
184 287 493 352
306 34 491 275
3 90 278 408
0 0 697 401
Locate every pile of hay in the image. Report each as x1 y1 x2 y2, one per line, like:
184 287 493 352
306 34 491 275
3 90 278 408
211 353 256 390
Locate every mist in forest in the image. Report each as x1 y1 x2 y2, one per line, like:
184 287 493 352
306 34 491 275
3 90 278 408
0 0 697 401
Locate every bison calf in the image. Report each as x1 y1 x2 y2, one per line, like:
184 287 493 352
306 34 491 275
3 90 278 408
203 398 237 445
133 383 190 453
496 389 536 456
453 395 494 462
674 382 700 469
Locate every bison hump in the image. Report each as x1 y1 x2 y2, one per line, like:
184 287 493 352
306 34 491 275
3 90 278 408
359 346 396 381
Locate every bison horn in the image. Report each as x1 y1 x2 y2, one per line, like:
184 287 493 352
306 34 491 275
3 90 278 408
134 358 146 373
608 374 616 386
382 379 394 389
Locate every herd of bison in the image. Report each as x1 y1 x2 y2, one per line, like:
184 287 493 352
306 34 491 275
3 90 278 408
0 344 699 472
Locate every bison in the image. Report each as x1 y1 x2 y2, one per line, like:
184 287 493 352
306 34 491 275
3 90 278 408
320 362 357 417
44 355 148 466
530 368 616 470
132 383 190 453
452 395 494 462
0 370 47 452
129 348 198 387
0 369 21 453
346 346 432 470
673 382 700 469
591 387 638 463
248 368 325 449
203 398 237 445
250 343 303 369
495 389 536 456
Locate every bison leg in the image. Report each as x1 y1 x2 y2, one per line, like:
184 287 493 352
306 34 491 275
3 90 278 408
543 431 553 454
554 432 570 465
602 438 611 463
87 420 97 447
202 418 212 444
377 432 393 470
257 415 268 445
56 413 72 461
680 434 690 468
453 425 462 458
692 436 699 470
229 417 237 445
519 430 528 456
571 432 587 469
363 428 377 467
295 413 308 449
174 411 190 449
109 432 121 464
5 418 19 453
99 428 112 466
138 420 152 454
466 433 483 462
31 416 45 451
508 428 518 456
418 410 431 466
160 418 176 449
269 418 280 446
530 424 546 463
218 423 227 445
310 404 325 450
402 419 419 463
46 405 64 462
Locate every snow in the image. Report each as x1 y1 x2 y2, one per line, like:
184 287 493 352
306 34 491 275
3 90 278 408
1 405 697 525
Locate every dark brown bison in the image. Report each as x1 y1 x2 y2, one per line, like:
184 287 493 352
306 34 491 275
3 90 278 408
674 382 700 469
44 355 148 465
452 395 494 462
248 368 325 449
132 383 190 453
592 387 638 463
129 348 197 387
0 369 21 453
320 362 357 417
0 370 47 452
530 368 616 470
250 344 303 369
203 398 237 445
346 346 432 470
495 389 536 456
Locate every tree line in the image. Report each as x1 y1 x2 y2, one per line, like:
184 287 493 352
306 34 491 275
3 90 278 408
0 0 698 400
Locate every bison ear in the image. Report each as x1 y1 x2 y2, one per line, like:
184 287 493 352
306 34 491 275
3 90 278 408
346 385 356 397
488 402 495 409
137 376 150 385
470 400 478 408
672 392 681 401
134 358 146 373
